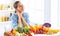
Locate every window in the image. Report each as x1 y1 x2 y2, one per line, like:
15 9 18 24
44 0 59 28
51 0 58 28
28 0 44 24
21 0 44 24
58 0 60 27
44 0 51 23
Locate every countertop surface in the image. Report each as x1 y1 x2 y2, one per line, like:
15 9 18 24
0 21 60 36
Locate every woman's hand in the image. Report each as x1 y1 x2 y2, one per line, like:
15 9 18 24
17 12 29 27
21 16 29 27
17 12 22 27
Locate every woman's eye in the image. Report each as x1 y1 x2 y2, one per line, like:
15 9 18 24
19 6 23 8
20 6 22 7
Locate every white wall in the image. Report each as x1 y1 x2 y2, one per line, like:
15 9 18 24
29 0 44 24
0 0 13 4
58 0 60 27
51 0 58 28
44 0 51 23
20 0 44 24
44 0 59 28
0 0 60 27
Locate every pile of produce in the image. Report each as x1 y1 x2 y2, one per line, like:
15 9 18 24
29 23 60 35
4 32 16 36
4 26 32 36
4 23 60 36
15 26 32 36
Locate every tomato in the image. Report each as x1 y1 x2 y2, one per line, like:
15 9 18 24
25 33 32 36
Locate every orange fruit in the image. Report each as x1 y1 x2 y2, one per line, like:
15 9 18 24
13 30 17 35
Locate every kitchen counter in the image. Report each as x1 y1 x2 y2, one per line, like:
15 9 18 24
32 33 60 36
0 21 60 36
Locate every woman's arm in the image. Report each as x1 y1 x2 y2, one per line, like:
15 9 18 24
17 13 22 27
21 16 29 27
18 16 22 27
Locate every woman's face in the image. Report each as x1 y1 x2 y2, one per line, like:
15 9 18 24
16 2 24 13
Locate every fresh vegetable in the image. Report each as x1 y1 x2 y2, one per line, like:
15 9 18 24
25 33 32 36
16 27 23 33
23 26 30 34
14 26 32 36
43 23 51 28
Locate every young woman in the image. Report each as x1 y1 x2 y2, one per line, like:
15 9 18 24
11 1 30 28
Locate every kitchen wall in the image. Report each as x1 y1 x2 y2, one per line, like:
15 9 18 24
51 0 58 28
0 0 60 27
15 0 44 24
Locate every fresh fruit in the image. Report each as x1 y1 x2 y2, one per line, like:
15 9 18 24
25 33 32 36
13 30 17 35
35 25 40 30
4 32 15 36
51 30 59 34
47 29 60 35
29 26 36 34
37 28 43 34
34 25 41 34
35 25 49 34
